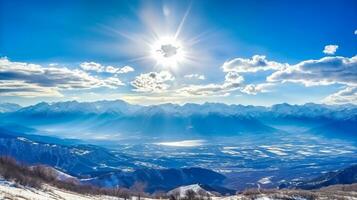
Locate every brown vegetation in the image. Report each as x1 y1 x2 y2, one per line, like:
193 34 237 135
169 189 212 200
240 185 357 200
1 156 356 199
0 156 133 198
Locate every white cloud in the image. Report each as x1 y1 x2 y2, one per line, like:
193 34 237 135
225 71 244 83
178 84 230 96
80 62 104 72
354 29 357 35
80 62 134 74
0 80 62 97
0 58 124 97
267 55 357 86
102 77 125 88
184 74 205 80
104 66 118 74
178 72 244 96
131 71 175 93
323 45 338 55
106 65 134 74
48 63 58 67
222 55 286 73
323 86 357 104
241 83 274 95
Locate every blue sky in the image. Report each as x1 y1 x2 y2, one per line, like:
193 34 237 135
0 0 356 106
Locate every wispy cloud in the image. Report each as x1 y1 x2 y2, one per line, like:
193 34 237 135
80 61 134 74
178 71 243 96
323 86 357 104
184 74 205 80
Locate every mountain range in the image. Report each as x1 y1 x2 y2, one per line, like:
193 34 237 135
0 100 356 194
0 100 355 141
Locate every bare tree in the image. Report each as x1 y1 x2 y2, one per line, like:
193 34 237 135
130 181 147 200
169 191 180 200
116 187 131 200
185 189 197 200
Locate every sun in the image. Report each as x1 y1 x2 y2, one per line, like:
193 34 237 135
150 36 186 68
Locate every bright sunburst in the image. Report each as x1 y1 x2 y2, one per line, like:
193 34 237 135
150 36 186 68
105 2 200 72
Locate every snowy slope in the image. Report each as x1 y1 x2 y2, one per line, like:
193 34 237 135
0 179 119 200
0 179 356 200
167 184 213 197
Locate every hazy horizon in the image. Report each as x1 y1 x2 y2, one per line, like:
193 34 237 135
2 98 357 107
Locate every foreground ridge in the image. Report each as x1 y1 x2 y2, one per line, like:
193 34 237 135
1 179 357 200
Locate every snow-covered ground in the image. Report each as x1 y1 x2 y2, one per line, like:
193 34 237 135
168 184 213 198
1 179 357 200
0 179 121 200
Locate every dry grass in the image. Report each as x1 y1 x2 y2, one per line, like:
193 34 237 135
240 184 357 200
0 156 134 198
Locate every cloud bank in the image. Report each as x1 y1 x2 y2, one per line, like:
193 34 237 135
267 56 357 86
0 58 124 97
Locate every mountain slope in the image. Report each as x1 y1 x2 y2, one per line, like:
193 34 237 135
82 167 226 193
281 164 357 190
0 127 136 176
0 128 229 193
1 179 357 200
0 103 22 113
307 119 357 139
0 179 122 200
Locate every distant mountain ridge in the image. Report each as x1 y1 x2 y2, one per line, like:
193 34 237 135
0 100 356 141
0 103 22 113
2 100 356 119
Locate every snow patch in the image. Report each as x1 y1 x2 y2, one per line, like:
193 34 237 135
155 140 205 147
258 176 273 184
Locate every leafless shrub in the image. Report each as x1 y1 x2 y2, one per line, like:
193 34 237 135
185 189 197 200
0 155 135 197
130 181 147 200
169 191 180 200
0 156 42 188
152 190 168 199
242 188 261 196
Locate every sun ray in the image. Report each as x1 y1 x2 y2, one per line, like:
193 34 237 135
126 55 153 63
174 3 192 40
186 30 213 46
101 25 153 47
